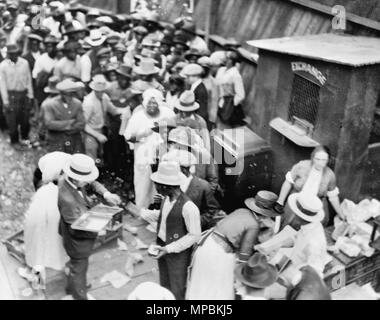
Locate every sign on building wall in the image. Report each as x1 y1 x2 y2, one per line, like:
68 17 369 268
291 61 327 86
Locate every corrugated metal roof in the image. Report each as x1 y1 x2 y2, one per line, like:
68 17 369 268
248 34 380 66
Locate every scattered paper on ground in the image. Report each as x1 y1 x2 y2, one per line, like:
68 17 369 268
134 237 148 250
100 270 131 289
117 238 128 251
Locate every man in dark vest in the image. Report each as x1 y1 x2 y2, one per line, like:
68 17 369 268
58 153 121 300
162 149 222 231
141 161 201 300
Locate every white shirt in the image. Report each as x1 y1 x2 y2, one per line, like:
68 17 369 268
190 79 202 92
32 53 57 79
215 66 245 106
301 167 322 196
141 197 201 254
165 91 180 111
180 175 193 193
80 54 92 83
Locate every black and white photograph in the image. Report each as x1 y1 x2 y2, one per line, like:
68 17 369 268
0 0 380 304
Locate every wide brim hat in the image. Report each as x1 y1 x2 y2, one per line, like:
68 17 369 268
89 80 110 91
86 31 106 46
133 59 160 75
175 99 199 112
245 191 279 218
150 161 184 186
63 154 99 182
235 260 278 289
288 192 325 223
56 79 85 92
116 65 132 79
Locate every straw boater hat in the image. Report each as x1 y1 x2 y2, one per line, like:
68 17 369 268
151 161 183 186
64 153 99 182
133 58 160 75
129 80 151 95
179 63 203 77
43 35 60 45
89 74 110 91
245 191 279 218
168 126 201 148
56 79 85 93
235 253 278 289
44 76 60 94
162 149 197 168
86 29 106 46
175 90 199 112
134 48 159 64
287 192 325 223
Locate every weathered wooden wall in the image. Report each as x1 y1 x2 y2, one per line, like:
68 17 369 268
80 0 118 12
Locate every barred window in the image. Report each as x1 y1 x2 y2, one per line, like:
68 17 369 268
288 74 321 126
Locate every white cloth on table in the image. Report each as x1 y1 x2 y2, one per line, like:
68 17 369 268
24 183 69 271
186 234 235 300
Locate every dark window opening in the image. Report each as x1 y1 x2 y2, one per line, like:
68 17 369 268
288 74 321 127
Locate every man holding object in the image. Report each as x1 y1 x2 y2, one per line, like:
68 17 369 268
58 154 121 300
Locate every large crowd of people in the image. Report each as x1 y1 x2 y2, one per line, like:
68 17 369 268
1 0 342 301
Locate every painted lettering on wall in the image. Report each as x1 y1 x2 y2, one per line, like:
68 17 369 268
291 62 327 85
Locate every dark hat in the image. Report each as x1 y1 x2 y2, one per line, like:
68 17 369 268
6 43 20 53
235 253 278 289
244 191 279 218
160 35 173 46
181 20 196 34
116 64 132 79
173 35 189 50
114 43 127 53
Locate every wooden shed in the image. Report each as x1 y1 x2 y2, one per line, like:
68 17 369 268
247 34 380 202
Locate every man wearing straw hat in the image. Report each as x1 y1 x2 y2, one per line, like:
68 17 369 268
43 78 85 154
82 74 126 161
141 161 201 300
58 153 121 300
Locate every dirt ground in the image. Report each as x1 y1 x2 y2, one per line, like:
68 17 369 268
0 131 46 239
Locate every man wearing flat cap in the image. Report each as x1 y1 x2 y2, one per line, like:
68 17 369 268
43 78 86 154
0 43 34 146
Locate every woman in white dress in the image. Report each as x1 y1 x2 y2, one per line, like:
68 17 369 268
22 152 71 286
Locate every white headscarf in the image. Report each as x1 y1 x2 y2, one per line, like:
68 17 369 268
142 88 164 109
38 152 72 183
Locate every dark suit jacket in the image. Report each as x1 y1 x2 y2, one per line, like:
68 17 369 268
58 180 98 259
185 176 220 231
193 82 209 123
